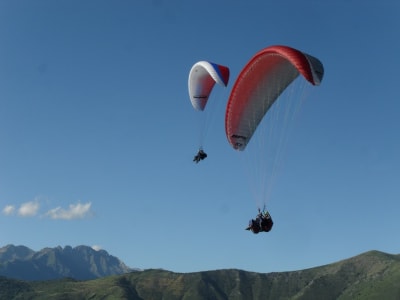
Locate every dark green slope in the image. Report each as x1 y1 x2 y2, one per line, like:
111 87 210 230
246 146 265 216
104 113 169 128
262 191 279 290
1 250 400 300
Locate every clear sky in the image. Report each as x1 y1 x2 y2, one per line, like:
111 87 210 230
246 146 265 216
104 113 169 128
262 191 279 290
1 0 399 274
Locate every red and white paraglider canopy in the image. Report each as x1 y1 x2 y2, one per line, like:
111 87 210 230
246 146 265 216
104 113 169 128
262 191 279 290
225 45 324 151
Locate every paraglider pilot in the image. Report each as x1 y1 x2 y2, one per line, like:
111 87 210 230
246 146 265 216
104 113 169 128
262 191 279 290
246 208 273 234
193 149 207 163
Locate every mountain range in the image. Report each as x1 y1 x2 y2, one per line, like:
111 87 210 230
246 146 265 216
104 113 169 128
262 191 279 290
0 244 134 281
1 245 400 299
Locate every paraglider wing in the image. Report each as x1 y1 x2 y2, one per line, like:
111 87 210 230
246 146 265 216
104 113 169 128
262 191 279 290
225 45 324 151
188 61 230 111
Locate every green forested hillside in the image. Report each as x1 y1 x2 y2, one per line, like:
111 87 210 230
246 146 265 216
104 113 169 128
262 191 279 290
1 250 400 300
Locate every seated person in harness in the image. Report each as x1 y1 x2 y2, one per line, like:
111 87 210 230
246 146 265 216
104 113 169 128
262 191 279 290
245 208 273 234
193 149 207 163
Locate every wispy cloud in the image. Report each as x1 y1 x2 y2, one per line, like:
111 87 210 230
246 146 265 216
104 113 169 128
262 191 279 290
2 205 15 216
2 198 93 221
18 201 40 217
45 202 92 220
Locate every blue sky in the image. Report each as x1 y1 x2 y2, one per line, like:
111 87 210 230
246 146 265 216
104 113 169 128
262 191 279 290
1 0 399 273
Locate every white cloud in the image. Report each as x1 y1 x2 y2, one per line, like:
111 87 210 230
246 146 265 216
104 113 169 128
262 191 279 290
2 205 15 216
92 245 102 251
18 201 40 217
45 202 92 220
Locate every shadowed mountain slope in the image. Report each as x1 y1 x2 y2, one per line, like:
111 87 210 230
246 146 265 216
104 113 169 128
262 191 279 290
0 245 133 281
1 250 400 299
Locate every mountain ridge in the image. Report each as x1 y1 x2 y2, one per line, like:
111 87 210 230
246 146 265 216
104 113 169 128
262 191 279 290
0 248 400 299
0 244 135 281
